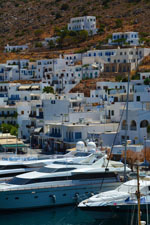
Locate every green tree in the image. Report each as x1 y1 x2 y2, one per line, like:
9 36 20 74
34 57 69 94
0 123 18 136
34 29 43 39
144 77 150 85
60 3 69 10
48 40 55 49
77 30 88 42
115 19 123 28
43 86 54 94
115 75 122 82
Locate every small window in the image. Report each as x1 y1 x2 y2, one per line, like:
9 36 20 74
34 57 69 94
15 197 19 200
34 196 38 199
63 193 66 196
136 96 140 102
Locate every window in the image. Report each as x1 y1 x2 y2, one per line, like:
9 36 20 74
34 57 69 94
111 110 114 116
136 96 140 102
51 100 55 104
75 132 82 139
21 111 24 115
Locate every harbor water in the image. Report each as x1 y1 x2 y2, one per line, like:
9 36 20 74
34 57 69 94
0 206 141 225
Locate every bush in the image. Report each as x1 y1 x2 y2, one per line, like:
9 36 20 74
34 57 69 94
35 42 43 48
115 75 122 82
55 12 62 19
0 123 18 136
98 23 105 35
115 19 123 28
132 72 140 80
48 40 55 49
144 77 150 85
60 3 69 10
43 86 54 94
34 29 43 37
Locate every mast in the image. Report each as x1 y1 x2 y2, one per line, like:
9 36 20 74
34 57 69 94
136 165 141 225
124 72 130 181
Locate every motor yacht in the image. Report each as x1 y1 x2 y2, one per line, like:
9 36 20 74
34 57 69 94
0 141 102 181
78 177 150 220
0 157 130 210
0 151 98 182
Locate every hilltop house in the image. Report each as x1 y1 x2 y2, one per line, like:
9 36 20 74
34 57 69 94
68 16 97 35
4 44 28 52
108 32 140 46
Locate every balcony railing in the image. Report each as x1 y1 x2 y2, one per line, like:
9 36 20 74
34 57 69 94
49 133 62 138
0 113 17 118
64 138 82 143
130 126 137 131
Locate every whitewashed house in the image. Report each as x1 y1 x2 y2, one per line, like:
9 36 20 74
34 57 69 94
108 32 140 46
68 16 97 35
4 44 28 52
42 36 59 47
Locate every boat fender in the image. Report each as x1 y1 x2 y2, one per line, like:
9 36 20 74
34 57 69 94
141 221 146 225
74 193 79 203
50 195 56 203
90 192 94 196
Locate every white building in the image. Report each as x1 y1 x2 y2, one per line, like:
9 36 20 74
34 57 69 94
4 44 28 52
68 16 97 35
42 36 59 47
108 32 140 46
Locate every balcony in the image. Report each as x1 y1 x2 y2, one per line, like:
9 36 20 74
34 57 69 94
63 138 82 143
29 113 36 118
0 112 17 118
36 115 43 119
49 133 62 138
130 126 136 131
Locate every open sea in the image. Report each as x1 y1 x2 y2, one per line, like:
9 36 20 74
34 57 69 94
0 206 143 225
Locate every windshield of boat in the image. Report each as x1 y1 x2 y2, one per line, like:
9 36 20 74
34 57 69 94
38 167 76 173
6 177 29 185
74 152 91 157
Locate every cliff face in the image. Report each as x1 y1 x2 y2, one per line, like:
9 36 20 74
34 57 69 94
0 0 150 50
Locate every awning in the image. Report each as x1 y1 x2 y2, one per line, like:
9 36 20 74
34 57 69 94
31 85 40 90
30 93 40 96
34 127 43 133
18 85 31 90
92 63 98 68
1 144 27 148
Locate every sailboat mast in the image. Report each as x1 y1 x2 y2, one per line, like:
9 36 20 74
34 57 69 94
124 72 130 181
137 165 141 225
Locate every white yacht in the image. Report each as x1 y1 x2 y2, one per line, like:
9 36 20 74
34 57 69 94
0 141 102 181
78 177 150 220
0 157 130 210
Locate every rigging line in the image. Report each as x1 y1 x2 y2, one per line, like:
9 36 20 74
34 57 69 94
130 204 136 225
146 196 149 225
56 205 78 225
99 102 126 191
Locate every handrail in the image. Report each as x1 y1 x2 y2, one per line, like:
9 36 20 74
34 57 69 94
0 178 117 192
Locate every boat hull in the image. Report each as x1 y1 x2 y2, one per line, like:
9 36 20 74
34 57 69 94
0 181 120 210
79 203 150 220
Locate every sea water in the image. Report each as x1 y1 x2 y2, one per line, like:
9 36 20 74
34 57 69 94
0 206 139 225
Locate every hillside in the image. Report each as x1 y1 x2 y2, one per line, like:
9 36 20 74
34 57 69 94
0 0 150 58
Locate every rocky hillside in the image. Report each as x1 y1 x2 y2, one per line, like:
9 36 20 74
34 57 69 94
0 0 150 55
